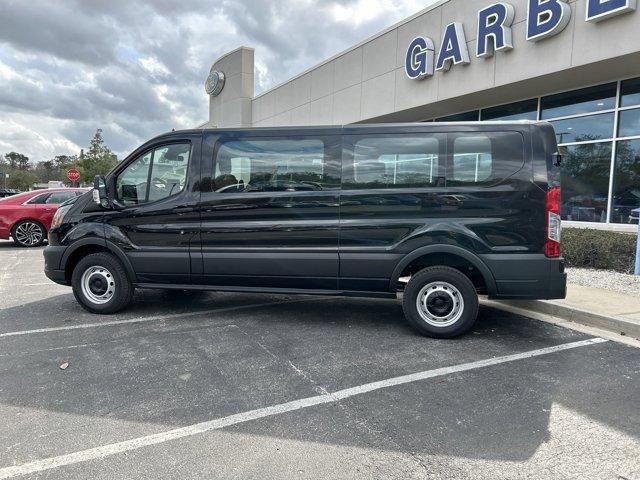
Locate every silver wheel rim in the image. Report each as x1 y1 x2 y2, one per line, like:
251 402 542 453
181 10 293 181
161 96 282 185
416 281 464 327
15 222 43 246
80 266 116 304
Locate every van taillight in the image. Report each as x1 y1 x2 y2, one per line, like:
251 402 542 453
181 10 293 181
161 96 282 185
545 186 561 258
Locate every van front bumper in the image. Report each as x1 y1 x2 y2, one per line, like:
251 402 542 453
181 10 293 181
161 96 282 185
44 245 69 285
480 254 566 300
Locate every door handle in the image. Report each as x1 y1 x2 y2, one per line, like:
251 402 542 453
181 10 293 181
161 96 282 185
173 205 196 214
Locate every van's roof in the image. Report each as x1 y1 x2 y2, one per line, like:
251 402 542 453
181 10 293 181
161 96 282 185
154 120 545 140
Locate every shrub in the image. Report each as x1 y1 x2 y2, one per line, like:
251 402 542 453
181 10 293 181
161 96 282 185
562 228 638 274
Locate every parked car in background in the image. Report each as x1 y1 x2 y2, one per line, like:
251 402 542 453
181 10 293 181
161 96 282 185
0 188 21 198
630 207 640 224
0 188 88 247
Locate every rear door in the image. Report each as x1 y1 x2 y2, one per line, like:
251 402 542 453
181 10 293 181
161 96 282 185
195 128 341 290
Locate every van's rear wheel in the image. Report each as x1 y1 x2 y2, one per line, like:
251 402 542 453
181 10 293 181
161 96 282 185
402 266 478 338
72 252 133 314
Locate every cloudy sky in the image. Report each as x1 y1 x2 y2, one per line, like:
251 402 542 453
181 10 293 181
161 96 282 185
0 0 435 162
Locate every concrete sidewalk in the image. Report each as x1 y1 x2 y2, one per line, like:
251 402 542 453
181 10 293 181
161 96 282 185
484 283 640 340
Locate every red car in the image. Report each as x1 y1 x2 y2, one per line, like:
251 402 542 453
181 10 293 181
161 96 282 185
0 188 88 247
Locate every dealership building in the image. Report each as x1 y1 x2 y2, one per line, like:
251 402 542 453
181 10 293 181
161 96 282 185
203 0 640 231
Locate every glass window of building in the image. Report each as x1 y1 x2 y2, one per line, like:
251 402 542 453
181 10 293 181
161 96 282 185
611 139 640 224
620 77 640 108
560 142 612 223
618 108 640 138
480 99 538 121
435 110 480 122
541 83 617 119
550 112 615 144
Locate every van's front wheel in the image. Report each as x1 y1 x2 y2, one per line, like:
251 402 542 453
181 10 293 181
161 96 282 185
72 252 134 314
402 266 478 338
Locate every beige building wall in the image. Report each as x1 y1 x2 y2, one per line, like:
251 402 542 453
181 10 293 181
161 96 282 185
205 0 640 128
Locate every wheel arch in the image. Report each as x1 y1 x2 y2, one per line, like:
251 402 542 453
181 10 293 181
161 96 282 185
389 245 497 295
61 239 137 284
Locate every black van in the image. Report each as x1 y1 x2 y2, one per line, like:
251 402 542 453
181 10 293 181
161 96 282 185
44 122 566 338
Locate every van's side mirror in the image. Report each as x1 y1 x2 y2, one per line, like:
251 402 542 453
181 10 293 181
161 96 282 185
552 152 562 167
92 175 109 208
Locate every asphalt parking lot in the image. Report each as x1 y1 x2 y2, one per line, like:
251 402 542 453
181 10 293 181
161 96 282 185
0 240 639 479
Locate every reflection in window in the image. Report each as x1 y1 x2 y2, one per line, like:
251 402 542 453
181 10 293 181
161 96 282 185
349 136 442 189
481 99 538 121
618 108 640 138
561 142 612 223
452 136 492 183
621 77 640 108
550 112 615 144
116 144 190 205
435 111 479 122
117 152 152 205
612 139 640 224
541 83 616 119
214 139 336 192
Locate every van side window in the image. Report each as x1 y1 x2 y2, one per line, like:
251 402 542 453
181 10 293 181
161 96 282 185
214 138 339 192
452 136 493 183
116 143 190 205
448 132 524 186
345 135 444 189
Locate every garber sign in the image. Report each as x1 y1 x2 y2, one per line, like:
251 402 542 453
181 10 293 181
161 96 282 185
405 0 637 80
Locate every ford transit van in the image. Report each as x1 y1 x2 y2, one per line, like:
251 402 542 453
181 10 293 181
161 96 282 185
44 122 566 338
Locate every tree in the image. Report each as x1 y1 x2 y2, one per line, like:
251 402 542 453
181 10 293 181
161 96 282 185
4 152 30 170
77 129 118 183
53 155 76 170
6 169 37 190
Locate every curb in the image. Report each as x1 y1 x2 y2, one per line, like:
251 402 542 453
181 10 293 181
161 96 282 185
482 298 640 340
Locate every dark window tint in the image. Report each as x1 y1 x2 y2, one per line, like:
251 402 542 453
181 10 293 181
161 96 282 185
611 139 640 224
560 142 612 223
621 77 640 108
346 135 443 189
618 108 640 138
541 83 617 119
116 143 190 205
481 99 538 121
550 112 615 144
214 138 338 193
26 193 50 204
448 132 524 186
45 191 77 204
435 111 479 122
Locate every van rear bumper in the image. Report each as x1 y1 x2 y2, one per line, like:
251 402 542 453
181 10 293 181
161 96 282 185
479 254 566 300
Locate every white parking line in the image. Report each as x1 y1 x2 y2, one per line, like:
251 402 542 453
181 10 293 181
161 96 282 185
0 297 320 338
0 337 607 479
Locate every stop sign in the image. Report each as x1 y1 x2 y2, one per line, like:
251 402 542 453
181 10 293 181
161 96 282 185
67 168 80 182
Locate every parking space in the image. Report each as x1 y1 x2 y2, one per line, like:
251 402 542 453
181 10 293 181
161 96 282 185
1 240 639 479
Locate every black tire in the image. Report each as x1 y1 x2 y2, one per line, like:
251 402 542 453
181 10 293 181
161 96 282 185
12 220 46 247
71 252 134 314
402 266 479 338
